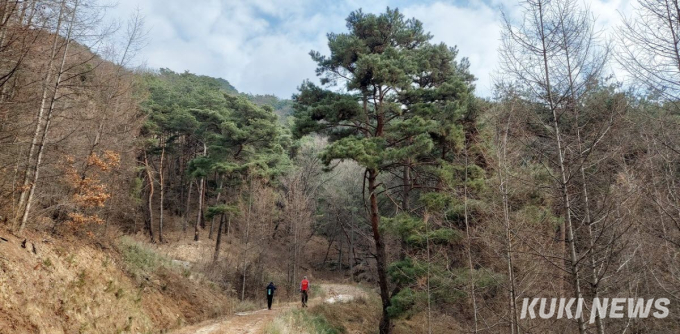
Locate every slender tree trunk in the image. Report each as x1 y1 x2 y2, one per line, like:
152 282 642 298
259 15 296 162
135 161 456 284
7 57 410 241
551 53 587 334
535 6 586 333
226 213 231 236
18 0 79 232
194 143 207 241
398 160 411 262
199 176 207 229
14 0 66 230
424 210 432 334
338 238 343 270
292 193 299 288
213 212 225 262
350 208 355 279
179 137 186 219
323 236 335 265
339 214 357 278
241 173 253 301
209 178 223 240
464 150 479 333
402 160 410 211
579 140 605 334
369 168 391 334
184 180 193 234
498 112 519 334
144 150 155 243
559 11 607 332
537 1 567 295
159 139 165 243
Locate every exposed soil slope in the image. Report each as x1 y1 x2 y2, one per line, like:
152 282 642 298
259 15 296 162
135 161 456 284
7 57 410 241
0 230 232 333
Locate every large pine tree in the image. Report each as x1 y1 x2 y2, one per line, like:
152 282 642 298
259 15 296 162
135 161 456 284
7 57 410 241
293 8 474 333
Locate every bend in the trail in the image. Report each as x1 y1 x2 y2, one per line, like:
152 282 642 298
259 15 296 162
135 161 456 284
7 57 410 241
171 283 366 334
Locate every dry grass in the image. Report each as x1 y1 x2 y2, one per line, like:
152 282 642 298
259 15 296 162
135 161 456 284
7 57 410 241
393 311 465 334
0 229 234 333
264 309 343 334
0 230 155 333
262 283 465 334
264 289 381 334
234 299 262 313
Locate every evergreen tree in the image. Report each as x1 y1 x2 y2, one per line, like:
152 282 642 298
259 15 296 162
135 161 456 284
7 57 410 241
293 8 474 333
141 69 289 242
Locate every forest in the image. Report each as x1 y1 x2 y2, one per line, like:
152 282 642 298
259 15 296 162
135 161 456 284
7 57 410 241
1 0 680 333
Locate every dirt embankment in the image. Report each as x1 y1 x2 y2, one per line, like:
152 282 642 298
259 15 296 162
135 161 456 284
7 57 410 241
0 230 232 333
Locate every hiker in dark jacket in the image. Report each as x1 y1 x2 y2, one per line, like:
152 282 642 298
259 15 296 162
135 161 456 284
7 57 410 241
266 282 277 310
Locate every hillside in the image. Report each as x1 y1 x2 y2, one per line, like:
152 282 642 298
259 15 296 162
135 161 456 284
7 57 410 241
0 231 231 333
245 94 295 124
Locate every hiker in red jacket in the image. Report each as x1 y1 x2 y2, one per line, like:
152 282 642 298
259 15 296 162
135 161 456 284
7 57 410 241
300 276 309 307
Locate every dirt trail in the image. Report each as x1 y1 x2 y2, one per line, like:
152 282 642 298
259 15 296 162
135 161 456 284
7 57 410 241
170 283 364 334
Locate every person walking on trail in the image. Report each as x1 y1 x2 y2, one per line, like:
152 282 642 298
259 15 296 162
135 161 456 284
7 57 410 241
300 276 310 308
266 282 277 310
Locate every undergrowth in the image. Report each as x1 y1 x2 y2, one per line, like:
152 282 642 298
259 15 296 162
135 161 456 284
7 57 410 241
265 292 380 334
234 299 261 313
118 236 171 279
264 309 344 334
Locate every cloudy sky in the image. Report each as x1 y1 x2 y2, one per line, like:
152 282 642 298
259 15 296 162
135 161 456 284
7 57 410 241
104 0 635 98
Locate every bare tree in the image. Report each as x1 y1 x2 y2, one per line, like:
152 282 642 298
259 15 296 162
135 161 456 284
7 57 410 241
493 96 520 334
16 0 81 233
499 1 634 333
499 0 613 332
618 0 680 101
280 138 324 291
13 0 69 230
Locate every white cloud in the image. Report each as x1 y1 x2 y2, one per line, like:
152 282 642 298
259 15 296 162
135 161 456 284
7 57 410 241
403 1 501 96
103 0 636 98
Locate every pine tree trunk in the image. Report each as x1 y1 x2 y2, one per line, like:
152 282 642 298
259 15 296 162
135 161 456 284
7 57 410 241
337 238 343 270
194 176 203 241
144 150 155 243
398 160 411 262
369 168 391 334
226 214 231 236
424 210 432 334
184 180 193 234
292 198 298 287
159 141 165 243
199 180 206 229
241 174 253 301
179 136 186 218
213 212 225 262
349 208 355 280
402 161 410 211
194 143 207 241
209 178 223 240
